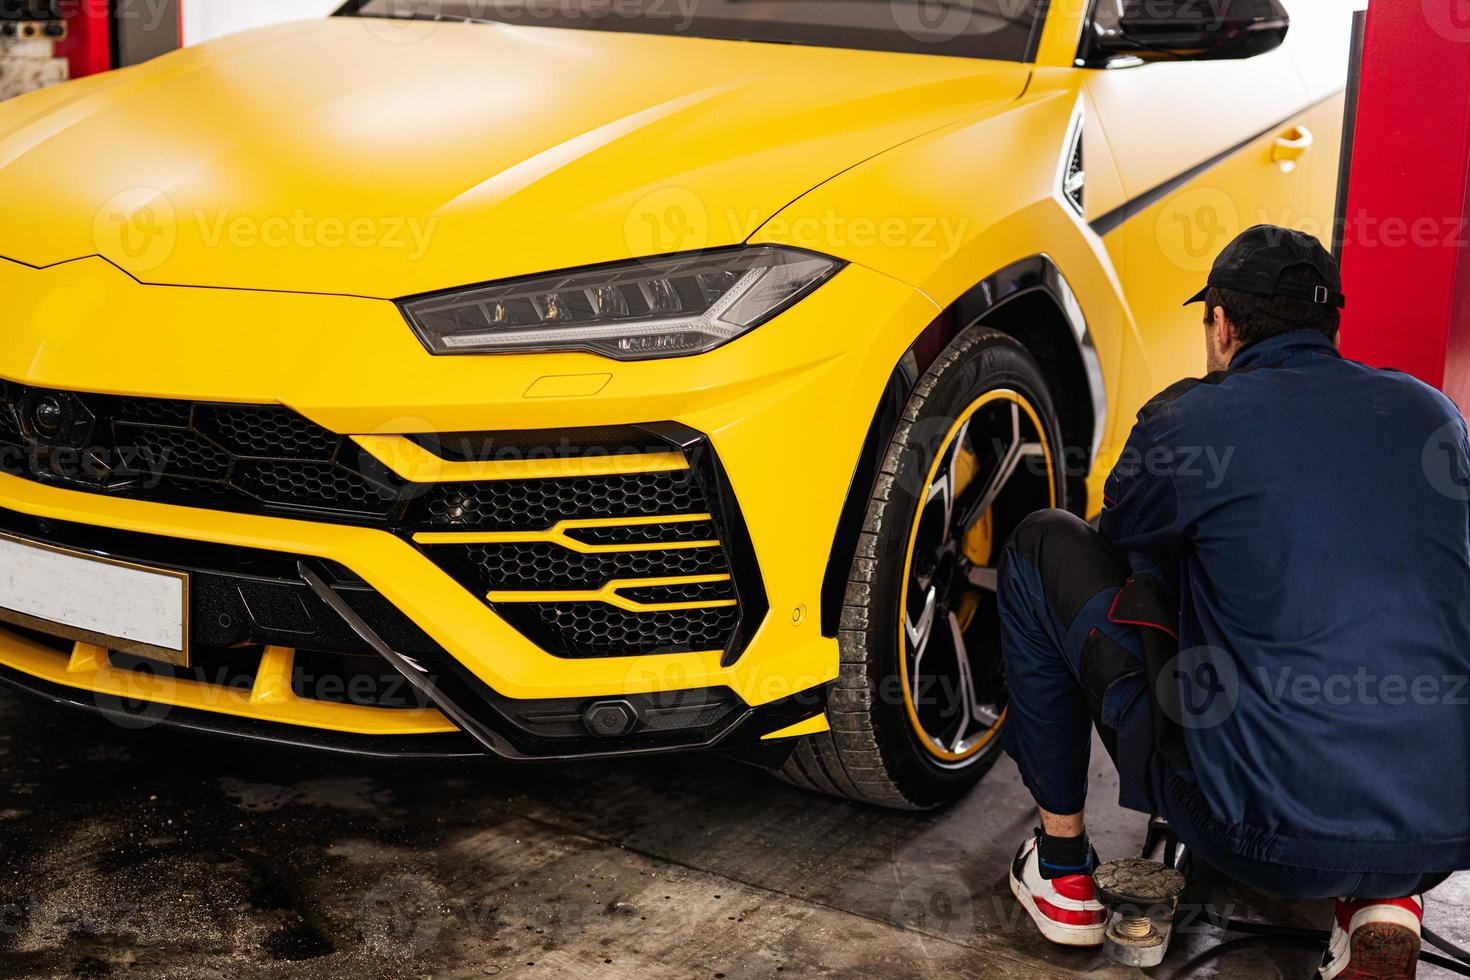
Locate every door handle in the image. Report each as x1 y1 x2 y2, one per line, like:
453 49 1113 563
1271 125 1314 173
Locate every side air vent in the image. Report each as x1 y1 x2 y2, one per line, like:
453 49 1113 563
1064 124 1086 217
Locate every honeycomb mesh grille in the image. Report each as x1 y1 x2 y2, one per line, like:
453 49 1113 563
619 580 736 604
235 460 397 515
0 381 756 662
0 400 22 445
413 471 704 532
200 406 340 460
112 397 193 427
498 603 741 659
0 382 395 521
564 520 718 546
126 425 234 481
418 467 746 658
432 542 727 592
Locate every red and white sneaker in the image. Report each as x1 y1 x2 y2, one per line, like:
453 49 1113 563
1008 834 1106 947
1318 896 1423 980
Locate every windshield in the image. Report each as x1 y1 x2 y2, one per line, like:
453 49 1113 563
343 0 1047 61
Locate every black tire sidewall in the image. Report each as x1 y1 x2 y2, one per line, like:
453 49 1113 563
860 329 1066 808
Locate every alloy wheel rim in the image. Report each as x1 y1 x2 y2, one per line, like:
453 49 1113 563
898 389 1057 769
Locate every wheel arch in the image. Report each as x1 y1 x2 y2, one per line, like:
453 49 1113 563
818 253 1107 638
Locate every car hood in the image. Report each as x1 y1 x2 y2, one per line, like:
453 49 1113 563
0 18 1028 298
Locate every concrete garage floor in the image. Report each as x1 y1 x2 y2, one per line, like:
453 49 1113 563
0 688 1464 980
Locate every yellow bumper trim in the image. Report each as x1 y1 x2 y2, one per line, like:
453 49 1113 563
0 628 457 737
353 435 689 483
487 574 735 613
412 514 720 553
761 713 830 741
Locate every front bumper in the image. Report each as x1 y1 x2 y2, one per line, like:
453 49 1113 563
0 253 940 758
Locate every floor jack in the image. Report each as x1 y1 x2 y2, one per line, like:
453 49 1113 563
1094 817 1190 968
1094 818 1470 975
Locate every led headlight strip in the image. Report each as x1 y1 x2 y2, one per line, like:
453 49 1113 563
401 246 844 361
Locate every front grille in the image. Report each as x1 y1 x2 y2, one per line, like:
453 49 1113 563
0 507 759 757
0 380 398 522
498 603 741 660
0 382 766 664
431 542 728 592
410 470 705 532
564 520 718 546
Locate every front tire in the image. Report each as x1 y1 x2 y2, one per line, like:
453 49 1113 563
780 327 1065 809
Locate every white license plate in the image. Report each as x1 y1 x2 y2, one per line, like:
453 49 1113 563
0 533 189 665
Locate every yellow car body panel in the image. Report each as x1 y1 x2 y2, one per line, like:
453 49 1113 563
0 19 1030 296
0 253 947 710
0 3 1355 758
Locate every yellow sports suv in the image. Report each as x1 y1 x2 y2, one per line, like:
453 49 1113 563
0 0 1352 807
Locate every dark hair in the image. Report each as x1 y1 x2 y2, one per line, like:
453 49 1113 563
1203 265 1341 347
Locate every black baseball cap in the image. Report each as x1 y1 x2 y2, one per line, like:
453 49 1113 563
1184 225 1346 309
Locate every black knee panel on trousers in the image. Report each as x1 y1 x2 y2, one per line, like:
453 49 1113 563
1004 509 1130 630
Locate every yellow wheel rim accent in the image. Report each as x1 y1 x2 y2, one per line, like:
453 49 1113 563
896 388 1056 767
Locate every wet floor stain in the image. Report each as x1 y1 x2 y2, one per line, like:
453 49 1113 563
0 690 1464 979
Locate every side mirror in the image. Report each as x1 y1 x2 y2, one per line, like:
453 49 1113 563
1081 0 1290 69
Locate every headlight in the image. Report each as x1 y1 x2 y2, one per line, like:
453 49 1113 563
402 246 844 360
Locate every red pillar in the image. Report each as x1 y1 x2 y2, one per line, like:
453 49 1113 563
53 0 111 80
1338 1 1470 414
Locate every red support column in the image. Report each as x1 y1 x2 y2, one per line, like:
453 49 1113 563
1338 1 1470 414
53 0 111 79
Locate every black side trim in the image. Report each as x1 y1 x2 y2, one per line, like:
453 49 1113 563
1089 91 1346 238
819 349 924 637
640 422 770 667
1332 12 1368 257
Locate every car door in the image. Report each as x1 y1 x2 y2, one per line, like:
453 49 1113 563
1083 2 1317 404
1280 1 1359 240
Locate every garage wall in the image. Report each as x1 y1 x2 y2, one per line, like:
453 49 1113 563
181 0 342 47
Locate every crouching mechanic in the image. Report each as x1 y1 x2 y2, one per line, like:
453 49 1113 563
998 226 1470 979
